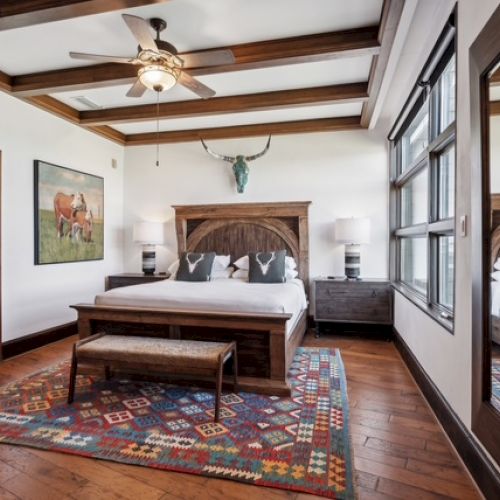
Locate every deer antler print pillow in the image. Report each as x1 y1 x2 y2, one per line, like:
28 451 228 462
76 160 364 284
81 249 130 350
248 250 286 283
176 252 216 282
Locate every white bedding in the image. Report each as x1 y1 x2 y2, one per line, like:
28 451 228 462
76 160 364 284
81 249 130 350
95 278 308 337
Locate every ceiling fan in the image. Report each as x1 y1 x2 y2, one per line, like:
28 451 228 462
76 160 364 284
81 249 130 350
69 14 235 99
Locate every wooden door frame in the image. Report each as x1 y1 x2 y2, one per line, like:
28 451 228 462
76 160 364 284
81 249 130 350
470 3 500 464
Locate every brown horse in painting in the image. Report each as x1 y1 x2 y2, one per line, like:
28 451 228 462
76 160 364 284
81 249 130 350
53 192 87 238
71 209 93 242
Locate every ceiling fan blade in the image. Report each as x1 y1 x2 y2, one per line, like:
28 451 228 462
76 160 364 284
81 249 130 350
126 78 147 98
179 49 235 69
178 72 216 99
69 52 138 64
122 14 158 52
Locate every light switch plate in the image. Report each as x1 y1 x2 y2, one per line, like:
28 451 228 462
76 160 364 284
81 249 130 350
460 215 467 237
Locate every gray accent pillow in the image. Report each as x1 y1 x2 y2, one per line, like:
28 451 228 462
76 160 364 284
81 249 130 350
248 250 286 283
176 252 216 282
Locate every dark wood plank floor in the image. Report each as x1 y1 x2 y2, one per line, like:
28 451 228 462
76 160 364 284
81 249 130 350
0 332 481 499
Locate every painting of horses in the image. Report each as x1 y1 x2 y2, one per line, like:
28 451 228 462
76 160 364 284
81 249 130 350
34 160 104 264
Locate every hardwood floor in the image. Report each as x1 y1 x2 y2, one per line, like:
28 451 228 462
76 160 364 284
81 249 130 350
0 331 481 500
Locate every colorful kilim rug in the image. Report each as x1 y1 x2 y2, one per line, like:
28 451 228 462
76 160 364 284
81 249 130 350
492 357 500 413
0 347 354 499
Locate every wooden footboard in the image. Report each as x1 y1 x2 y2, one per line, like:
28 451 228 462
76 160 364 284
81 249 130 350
70 304 307 396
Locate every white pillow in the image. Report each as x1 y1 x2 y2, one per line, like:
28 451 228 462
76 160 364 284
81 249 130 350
213 255 231 272
492 271 500 281
233 255 249 270
167 259 180 279
494 259 500 271
234 255 297 270
232 269 248 279
212 266 234 279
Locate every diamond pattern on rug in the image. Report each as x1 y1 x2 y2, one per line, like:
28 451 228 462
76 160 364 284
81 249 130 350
0 347 354 499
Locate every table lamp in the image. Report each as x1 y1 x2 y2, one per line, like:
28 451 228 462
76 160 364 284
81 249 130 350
133 221 164 275
335 217 371 279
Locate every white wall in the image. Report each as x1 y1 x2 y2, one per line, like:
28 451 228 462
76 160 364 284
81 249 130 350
382 0 500 470
123 130 388 281
0 92 125 342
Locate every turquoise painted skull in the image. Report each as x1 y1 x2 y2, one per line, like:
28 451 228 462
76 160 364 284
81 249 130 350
232 156 250 193
200 136 272 194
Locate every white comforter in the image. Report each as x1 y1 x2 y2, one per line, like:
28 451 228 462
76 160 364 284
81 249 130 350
95 278 307 334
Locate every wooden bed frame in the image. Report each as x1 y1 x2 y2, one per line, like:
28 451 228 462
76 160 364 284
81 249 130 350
71 201 311 396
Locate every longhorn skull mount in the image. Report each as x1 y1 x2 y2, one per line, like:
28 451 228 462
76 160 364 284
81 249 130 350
200 136 271 193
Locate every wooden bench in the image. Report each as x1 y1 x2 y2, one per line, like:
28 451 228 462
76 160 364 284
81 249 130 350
67 333 238 422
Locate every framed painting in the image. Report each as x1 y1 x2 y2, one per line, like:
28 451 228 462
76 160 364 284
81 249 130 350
34 160 104 264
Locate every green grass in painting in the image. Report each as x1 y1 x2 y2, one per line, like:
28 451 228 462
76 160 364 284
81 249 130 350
38 209 104 264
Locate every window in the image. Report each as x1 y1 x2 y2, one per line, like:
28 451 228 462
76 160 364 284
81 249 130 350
401 105 429 172
437 235 454 309
400 237 428 295
436 55 456 135
401 167 428 226
437 144 455 220
390 25 456 328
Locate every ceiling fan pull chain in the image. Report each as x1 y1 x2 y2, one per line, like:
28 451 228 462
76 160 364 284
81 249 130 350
156 90 160 167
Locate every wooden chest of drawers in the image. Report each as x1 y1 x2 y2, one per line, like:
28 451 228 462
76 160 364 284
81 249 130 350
313 278 393 326
106 273 169 291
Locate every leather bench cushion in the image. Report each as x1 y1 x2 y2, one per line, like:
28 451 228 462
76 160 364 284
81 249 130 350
76 335 229 369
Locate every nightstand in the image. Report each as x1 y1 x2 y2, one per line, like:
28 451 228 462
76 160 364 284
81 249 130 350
313 278 393 337
106 273 169 291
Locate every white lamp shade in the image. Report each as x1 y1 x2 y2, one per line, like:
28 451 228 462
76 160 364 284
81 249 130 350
335 217 371 245
133 221 164 245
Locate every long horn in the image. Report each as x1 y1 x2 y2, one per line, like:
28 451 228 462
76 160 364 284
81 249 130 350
200 139 235 163
245 135 271 162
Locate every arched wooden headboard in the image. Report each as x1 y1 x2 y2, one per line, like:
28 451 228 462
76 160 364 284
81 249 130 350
173 202 311 284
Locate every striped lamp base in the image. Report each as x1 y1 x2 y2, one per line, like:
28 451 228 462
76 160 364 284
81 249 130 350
142 244 156 275
345 244 361 279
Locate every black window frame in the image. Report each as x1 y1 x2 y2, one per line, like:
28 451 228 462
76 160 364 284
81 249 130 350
389 15 456 333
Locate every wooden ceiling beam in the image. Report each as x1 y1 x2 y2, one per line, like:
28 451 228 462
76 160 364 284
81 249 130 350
125 116 362 145
79 82 369 126
0 1 171 31
24 95 126 144
25 95 80 123
360 0 404 127
11 27 380 96
0 70 12 91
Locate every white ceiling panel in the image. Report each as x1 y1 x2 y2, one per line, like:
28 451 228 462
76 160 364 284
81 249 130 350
113 102 362 134
51 56 372 110
0 0 382 75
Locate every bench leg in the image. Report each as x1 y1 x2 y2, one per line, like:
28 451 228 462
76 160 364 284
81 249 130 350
214 356 224 423
67 346 78 404
232 345 238 392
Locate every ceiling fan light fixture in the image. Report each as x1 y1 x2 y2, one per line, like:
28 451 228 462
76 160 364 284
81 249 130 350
138 65 177 92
